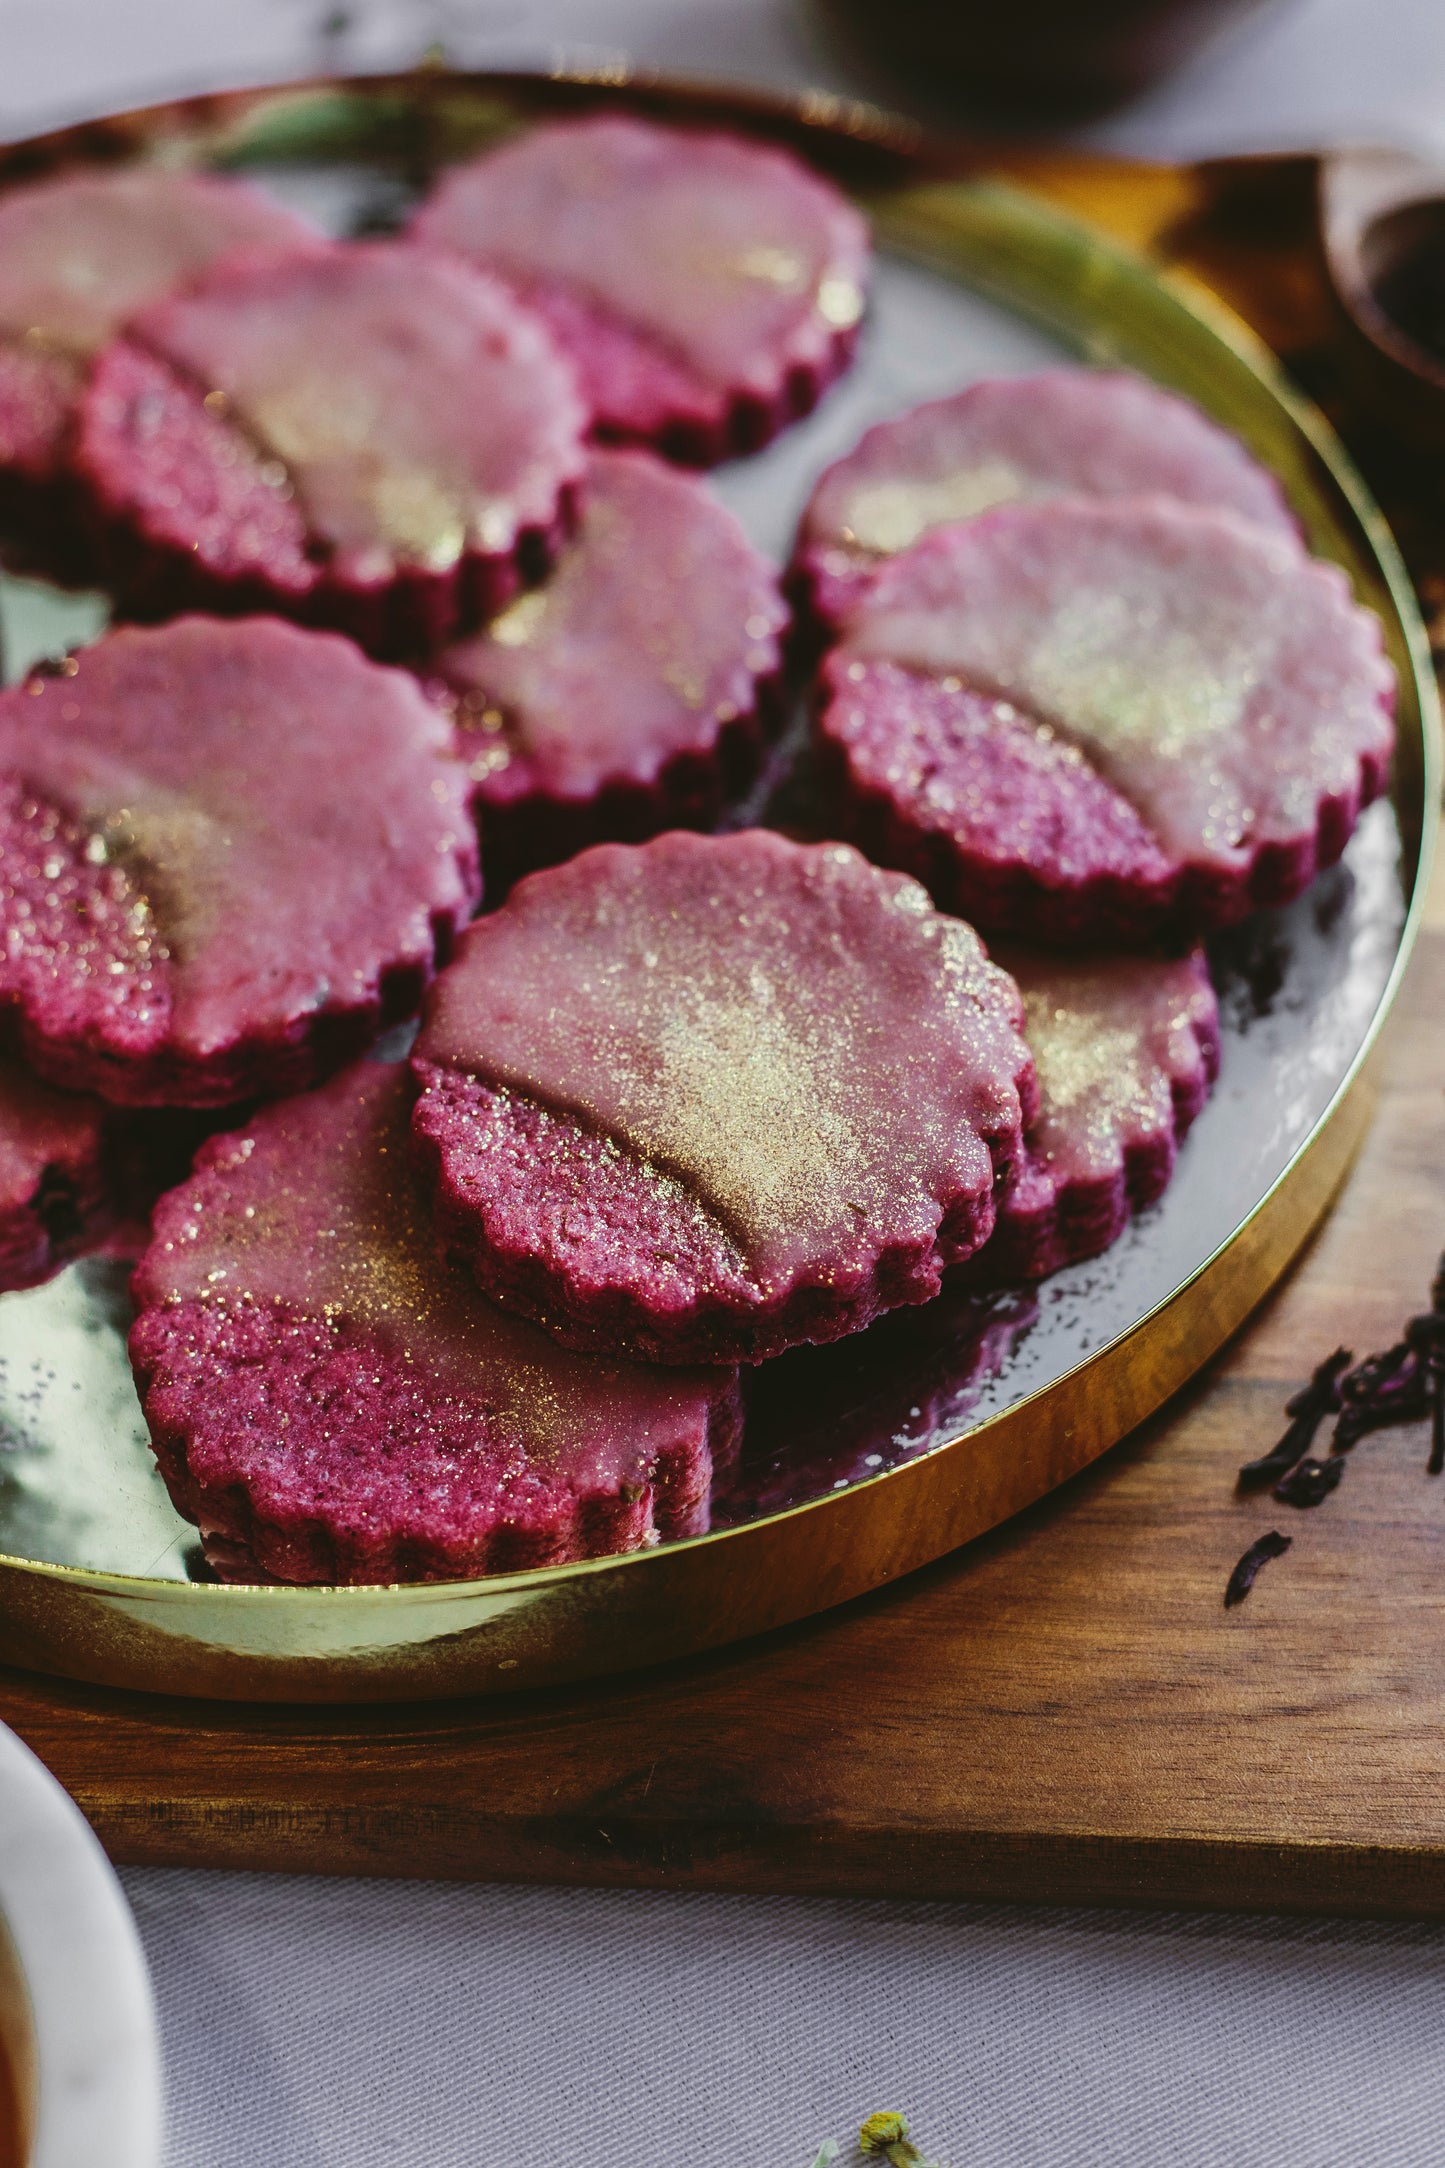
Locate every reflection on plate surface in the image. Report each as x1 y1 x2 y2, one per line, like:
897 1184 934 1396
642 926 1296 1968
0 797 1403 1578
0 92 1426 1683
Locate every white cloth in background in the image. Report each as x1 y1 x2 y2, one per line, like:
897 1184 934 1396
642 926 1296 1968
121 1873 1445 2168
3 0 1445 163
5 1 1445 2161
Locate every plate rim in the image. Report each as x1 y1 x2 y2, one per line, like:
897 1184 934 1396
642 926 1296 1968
0 67 1436 1691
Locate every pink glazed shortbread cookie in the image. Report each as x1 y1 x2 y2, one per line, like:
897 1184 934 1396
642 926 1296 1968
409 114 870 466
0 164 317 574
410 830 1036 1366
818 499 1394 943
434 449 788 890
793 370 1298 635
74 242 587 657
0 617 479 1106
129 1062 741 1584
978 946 1220 1282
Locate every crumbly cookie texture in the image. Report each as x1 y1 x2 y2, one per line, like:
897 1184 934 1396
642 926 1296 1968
130 1062 741 1584
74 241 587 655
434 448 787 891
0 616 480 1106
410 829 1036 1366
792 369 1298 635
818 497 1394 943
0 164 318 577
410 113 870 465
978 945 1220 1282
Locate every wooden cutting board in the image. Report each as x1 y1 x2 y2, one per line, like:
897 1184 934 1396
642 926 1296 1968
3 151 1445 1916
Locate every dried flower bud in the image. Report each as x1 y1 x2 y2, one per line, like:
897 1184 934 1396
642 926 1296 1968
859 2111 932 2164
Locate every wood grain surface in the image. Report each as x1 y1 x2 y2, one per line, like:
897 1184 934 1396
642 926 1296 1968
2 152 1444 1915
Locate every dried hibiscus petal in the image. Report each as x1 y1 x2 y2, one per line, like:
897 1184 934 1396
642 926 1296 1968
1272 1456 1345 1508
1224 1529 1292 1608
1237 1346 1350 1488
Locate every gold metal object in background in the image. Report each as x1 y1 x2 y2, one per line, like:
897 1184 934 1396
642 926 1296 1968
0 73 1436 1703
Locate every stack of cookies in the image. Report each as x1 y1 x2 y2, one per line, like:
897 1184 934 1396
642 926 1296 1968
0 113 1395 1582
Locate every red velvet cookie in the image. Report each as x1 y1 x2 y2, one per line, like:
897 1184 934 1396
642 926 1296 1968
818 499 1394 943
0 616 479 1106
979 946 1220 1282
129 1062 741 1584
74 241 587 656
409 113 870 467
793 370 1297 636
410 830 1036 1367
433 449 787 891
0 165 317 576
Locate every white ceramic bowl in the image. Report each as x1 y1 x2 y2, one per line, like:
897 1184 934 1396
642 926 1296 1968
0 1723 161 2167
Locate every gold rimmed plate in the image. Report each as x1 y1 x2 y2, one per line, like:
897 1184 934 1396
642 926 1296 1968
0 70 1436 1702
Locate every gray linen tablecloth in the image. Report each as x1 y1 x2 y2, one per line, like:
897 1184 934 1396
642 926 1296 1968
6 1 1445 2159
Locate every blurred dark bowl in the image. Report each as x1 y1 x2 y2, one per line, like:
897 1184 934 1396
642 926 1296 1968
816 0 1286 121
1320 148 1445 449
